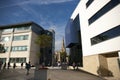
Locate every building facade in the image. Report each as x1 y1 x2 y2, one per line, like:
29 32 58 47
65 0 120 79
0 22 55 67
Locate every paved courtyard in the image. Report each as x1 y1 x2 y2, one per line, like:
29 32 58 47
0 67 107 80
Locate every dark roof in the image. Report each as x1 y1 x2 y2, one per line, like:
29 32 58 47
0 21 44 30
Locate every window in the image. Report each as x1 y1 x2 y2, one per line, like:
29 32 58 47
10 58 26 63
13 35 28 41
91 25 120 45
4 46 9 52
11 46 28 51
86 0 94 8
14 26 31 31
0 58 6 63
1 36 10 42
2 28 13 33
88 0 120 25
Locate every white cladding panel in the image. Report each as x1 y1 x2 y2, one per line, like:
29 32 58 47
71 0 120 56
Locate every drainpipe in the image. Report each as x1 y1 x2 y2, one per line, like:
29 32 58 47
7 31 14 63
118 52 120 69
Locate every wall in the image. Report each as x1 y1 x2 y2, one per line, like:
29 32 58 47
71 0 120 56
29 31 40 65
107 57 120 79
80 54 99 75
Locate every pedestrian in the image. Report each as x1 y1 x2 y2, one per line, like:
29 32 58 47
13 63 16 69
72 62 76 70
21 62 23 69
3 62 6 69
25 62 31 75
0 61 3 71
57 61 61 67
7 62 10 69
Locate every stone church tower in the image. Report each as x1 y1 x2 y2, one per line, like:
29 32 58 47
60 38 66 53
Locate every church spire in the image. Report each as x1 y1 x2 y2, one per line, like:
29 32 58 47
61 37 66 52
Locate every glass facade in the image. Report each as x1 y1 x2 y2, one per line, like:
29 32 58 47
13 35 28 41
91 25 120 45
10 58 26 63
65 14 83 67
88 0 120 25
65 14 80 47
11 46 28 51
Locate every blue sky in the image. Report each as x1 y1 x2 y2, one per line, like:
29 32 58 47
0 0 79 51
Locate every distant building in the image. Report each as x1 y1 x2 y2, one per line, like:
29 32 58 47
48 29 55 65
65 0 120 79
55 38 67 63
60 38 66 53
39 29 55 66
0 22 55 66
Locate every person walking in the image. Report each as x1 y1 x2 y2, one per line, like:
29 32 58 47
13 63 16 69
72 62 76 70
25 62 31 75
3 62 6 69
0 61 3 71
7 62 10 69
21 62 23 69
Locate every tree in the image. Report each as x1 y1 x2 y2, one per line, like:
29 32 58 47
35 34 52 64
35 34 52 48
60 51 67 62
0 44 5 53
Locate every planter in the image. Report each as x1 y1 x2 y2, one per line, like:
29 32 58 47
34 67 49 80
61 63 67 70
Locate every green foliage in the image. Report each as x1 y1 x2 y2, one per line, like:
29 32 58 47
0 44 5 53
35 34 52 48
60 51 67 62
36 52 41 58
35 34 52 64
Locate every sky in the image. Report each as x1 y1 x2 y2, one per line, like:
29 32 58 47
0 0 79 51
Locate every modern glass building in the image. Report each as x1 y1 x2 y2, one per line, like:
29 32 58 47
65 0 120 79
0 22 55 67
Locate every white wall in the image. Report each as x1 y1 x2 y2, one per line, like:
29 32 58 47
71 0 120 56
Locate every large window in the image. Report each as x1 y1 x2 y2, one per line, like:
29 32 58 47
13 35 29 41
0 58 6 63
14 26 31 31
10 58 26 63
2 28 13 33
86 0 94 8
11 46 28 51
91 25 120 45
88 0 120 25
1 36 11 42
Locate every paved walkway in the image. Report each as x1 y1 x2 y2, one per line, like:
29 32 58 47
0 67 107 80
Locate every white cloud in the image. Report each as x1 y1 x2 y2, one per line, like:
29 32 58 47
0 0 73 8
0 0 68 51
28 0 73 5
